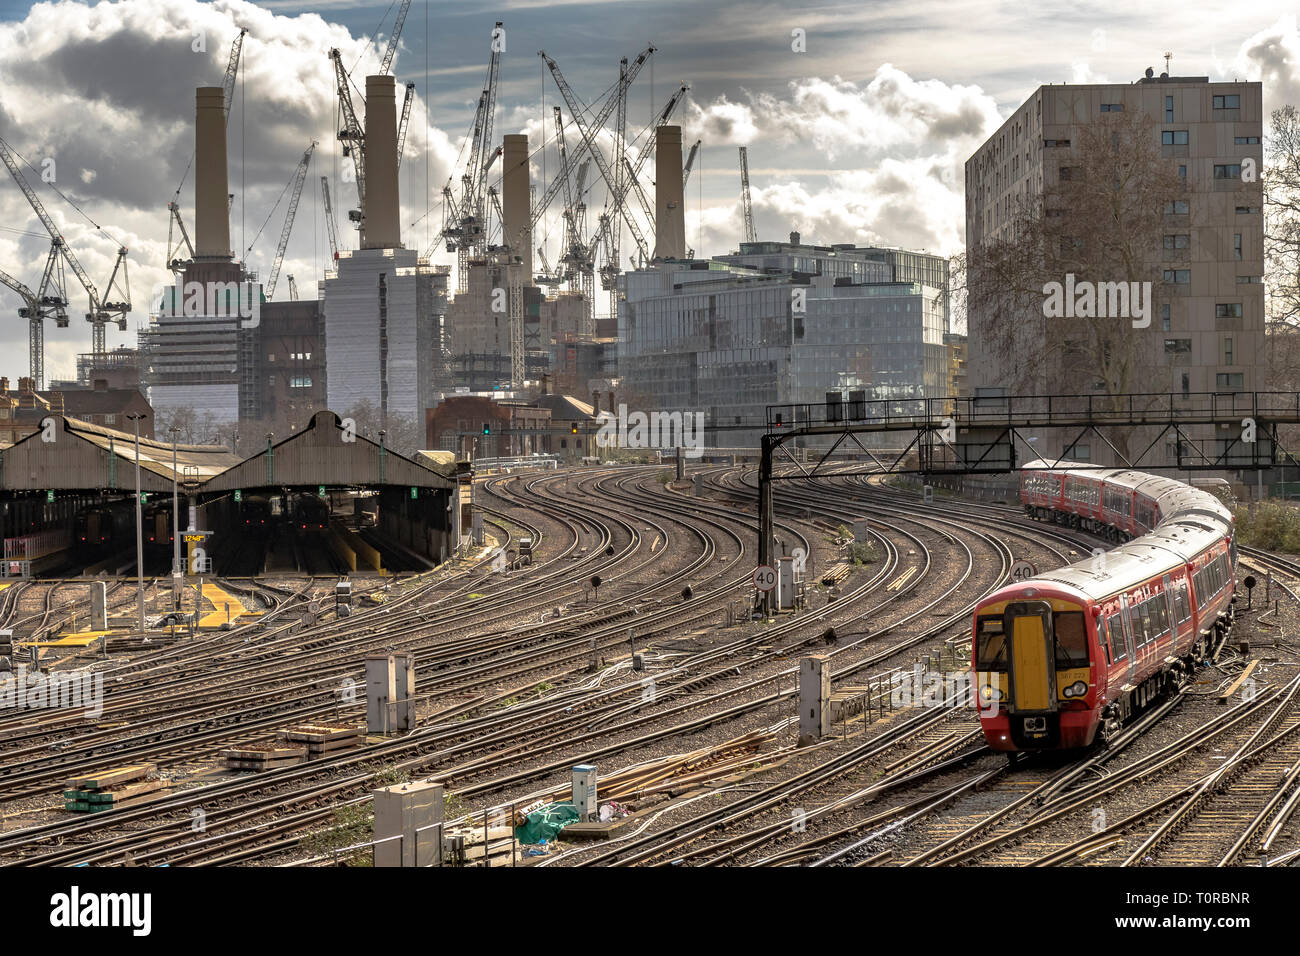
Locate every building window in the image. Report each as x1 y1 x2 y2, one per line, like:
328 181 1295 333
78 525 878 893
267 353 275 362
1234 234 1242 260
1235 136 1260 145
267 375 276 386
1213 94 1241 109
1181 372 1190 398
1100 103 1123 112
1235 206 1260 214
1164 339 1192 353
1224 337 1234 365
1178 164 1187 179
1043 139 1071 147
1165 96 1174 123
103 414 116 425
289 376 312 388
1162 269 1190 284
1161 130 1189 145
1162 234 1190 249
1216 372 1244 389
1236 275 1263 284
1164 200 1190 214
1215 303 1243 318
1213 164 1242 179
1161 303 1171 331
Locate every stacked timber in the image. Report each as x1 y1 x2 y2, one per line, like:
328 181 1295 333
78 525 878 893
64 763 169 812
222 743 308 771
276 723 361 757
821 563 851 586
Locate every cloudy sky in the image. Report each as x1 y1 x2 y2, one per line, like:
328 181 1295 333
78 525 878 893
0 0 1298 382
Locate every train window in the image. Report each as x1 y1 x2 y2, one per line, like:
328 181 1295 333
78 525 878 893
1099 617 1111 664
1053 612 1090 667
1175 585 1190 623
1152 596 1170 638
976 617 1008 670
1107 614 1127 661
1134 602 1152 645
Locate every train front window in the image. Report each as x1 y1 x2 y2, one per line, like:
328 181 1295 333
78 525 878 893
976 616 1008 670
1053 611 1090 668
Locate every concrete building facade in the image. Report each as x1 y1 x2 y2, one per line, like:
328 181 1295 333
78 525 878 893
965 73 1265 464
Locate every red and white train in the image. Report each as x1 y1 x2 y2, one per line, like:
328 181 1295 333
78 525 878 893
972 461 1237 752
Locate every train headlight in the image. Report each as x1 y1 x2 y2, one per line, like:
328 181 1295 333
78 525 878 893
980 685 1004 702
1062 681 1088 698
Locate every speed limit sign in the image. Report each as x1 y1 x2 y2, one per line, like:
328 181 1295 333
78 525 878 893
1009 560 1038 583
752 565 777 592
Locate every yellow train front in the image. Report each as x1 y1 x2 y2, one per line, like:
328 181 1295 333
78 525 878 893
973 583 1101 751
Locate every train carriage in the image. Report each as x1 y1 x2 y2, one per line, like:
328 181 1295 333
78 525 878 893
980 461 1236 753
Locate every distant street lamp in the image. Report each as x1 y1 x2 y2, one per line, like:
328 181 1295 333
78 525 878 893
127 412 147 633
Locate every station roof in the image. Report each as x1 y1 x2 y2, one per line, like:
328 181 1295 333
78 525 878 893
0 416 242 493
201 411 457 492
0 412 461 494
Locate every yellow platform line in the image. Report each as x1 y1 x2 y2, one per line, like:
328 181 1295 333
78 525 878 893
197 582 257 628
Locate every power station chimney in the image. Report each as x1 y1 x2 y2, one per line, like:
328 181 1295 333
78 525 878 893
654 126 685 261
502 134 531 278
362 74 401 250
195 87 232 259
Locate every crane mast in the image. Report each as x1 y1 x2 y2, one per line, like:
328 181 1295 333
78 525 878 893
739 146 756 244
265 141 316 299
379 0 413 75
397 82 415 169
321 176 340 261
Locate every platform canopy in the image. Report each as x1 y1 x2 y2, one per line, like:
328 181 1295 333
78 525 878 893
0 416 242 493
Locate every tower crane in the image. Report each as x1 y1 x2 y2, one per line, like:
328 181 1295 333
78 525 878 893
321 176 340 261
0 241 70 390
396 82 415 169
287 275 299 301
739 146 756 244
682 138 701 188
329 47 366 229
441 22 504 291
166 200 195 273
222 28 248 123
264 141 316 299
0 134 130 358
379 0 413 76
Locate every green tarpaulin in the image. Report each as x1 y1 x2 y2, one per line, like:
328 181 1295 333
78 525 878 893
514 802 580 845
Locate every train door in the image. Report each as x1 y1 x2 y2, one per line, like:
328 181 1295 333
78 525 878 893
1117 594 1137 684
1162 575 1177 651
1005 601 1056 713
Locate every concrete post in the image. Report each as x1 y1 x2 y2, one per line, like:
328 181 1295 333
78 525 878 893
799 655 830 746
365 654 397 734
373 780 444 867
90 581 108 631
572 764 598 822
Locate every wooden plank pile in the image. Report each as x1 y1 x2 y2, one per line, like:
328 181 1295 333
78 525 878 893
221 743 308 771
276 723 361 757
63 763 169 812
821 563 851 586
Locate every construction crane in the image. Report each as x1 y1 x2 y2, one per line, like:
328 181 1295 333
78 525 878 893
539 49 654 267
165 200 194 273
682 138 701 188
330 48 366 226
287 275 299 301
0 134 130 358
321 176 340 261
222 28 248 123
379 0 413 75
264 141 316 299
739 146 756 244
0 240 70 390
441 22 504 291
396 82 415 170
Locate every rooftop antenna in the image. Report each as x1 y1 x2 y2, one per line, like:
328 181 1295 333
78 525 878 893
1163 52 1172 73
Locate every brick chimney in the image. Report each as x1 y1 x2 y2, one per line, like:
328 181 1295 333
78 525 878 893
0 377 8 395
